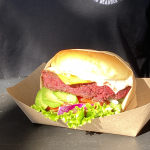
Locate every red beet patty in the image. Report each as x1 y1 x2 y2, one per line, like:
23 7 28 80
41 70 131 102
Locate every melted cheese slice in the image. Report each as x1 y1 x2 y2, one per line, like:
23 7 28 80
57 74 92 84
46 67 132 93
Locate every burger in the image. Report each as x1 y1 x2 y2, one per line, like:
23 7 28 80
31 49 136 128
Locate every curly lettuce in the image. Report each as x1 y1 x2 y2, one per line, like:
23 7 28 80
31 101 121 128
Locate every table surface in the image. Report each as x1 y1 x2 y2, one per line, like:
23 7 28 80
0 77 150 150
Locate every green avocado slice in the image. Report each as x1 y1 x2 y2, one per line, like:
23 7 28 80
35 88 48 109
42 87 64 108
52 91 78 104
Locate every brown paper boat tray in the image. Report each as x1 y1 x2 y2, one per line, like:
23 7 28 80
7 63 150 137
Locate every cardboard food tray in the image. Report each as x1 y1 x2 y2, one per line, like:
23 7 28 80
7 63 150 137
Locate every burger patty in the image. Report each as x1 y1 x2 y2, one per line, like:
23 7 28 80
41 71 131 102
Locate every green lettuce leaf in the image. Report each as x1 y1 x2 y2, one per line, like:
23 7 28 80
31 102 122 128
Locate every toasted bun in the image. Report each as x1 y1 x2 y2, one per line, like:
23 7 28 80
49 49 132 80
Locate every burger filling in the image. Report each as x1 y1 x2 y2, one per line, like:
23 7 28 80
41 70 131 103
31 70 132 128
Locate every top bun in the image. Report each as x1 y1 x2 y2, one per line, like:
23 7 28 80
49 49 132 80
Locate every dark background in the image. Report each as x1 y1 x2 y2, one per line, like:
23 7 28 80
0 0 150 79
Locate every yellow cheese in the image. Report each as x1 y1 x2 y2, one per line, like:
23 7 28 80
46 67 132 93
57 74 92 85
